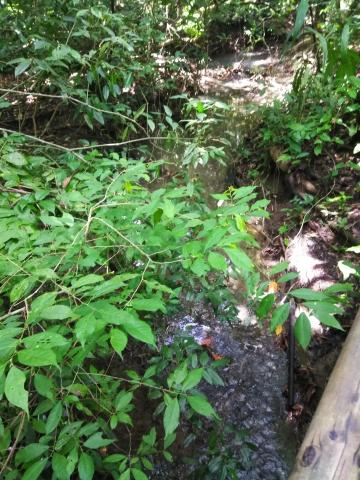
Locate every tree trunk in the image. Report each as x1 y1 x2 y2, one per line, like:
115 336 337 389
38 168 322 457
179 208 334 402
290 307 360 479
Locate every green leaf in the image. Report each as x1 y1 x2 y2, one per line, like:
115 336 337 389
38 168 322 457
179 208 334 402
256 294 275 319
34 374 55 400
10 278 35 303
122 318 156 347
190 258 210 276
204 228 227 251
22 458 48 480
18 347 58 367
324 283 352 294
182 368 204 391
163 396 180 437
291 289 328 301
5 151 27 166
46 401 63 434
71 274 104 289
52 453 69 480
208 252 227 271
341 23 350 53
131 468 148 480
23 331 69 349
270 303 291 331
164 432 176 449
131 298 165 312
294 313 312 349
187 394 217 418
119 469 131 480
83 432 114 449
91 274 138 299
40 305 72 320
78 453 94 480
277 272 299 283
290 0 309 39
5 366 29 415
15 59 31 77
304 302 344 330
269 261 289 275
15 444 49 466
110 328 128 356
224 248 253 272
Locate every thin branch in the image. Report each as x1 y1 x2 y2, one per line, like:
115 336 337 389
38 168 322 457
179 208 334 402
0 412 26 476
0 88 147 135
0 127 88 163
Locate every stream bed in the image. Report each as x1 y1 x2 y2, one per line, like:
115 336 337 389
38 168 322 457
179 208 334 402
154 49 299 479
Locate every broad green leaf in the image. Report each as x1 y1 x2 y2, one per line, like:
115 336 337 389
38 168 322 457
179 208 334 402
270 303 291 331
162 199 175 219
52 453 69 480
182 368 204 391
22 458 48 480
23 332 69 349
294 313 312 349
187 394 217 418
71 274 104 289
233 186 256 199
18 347 58 367
15 443 49 466
34 374 55 400
208 252 227 271
204 228 227 251
224 248 253 272
40 305 72 320
324 283 352 294
190 258 210 276
131 298 165 312
10 278 35 303
5 366 29 415
5 151 27 166
122 318 156 347
78 453 94 480
91 274 138 299
131 468 148 480
110 328 128 356
291 289 328 301
163 396 180 437
341 23 350 53
256 294 275 319
75 314 97 347
46 401 63 434
304 302 344 330
164 432 176 449
119 469 131 480
83 432 114 449
278 272 299 283
115 391 133 412
269 261 289 275
290 0 309 39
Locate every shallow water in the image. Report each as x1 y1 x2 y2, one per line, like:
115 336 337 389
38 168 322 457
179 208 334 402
154 49 298 479
156 304 297 479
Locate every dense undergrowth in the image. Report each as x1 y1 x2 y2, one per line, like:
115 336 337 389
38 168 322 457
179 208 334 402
0 0 359 479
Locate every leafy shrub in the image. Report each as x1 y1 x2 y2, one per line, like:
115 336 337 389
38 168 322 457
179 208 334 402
0 131 268 478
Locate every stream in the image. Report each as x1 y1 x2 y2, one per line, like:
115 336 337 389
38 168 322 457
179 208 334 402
154 49 299 479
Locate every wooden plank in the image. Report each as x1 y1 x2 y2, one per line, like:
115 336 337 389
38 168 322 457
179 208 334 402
290 307 360 480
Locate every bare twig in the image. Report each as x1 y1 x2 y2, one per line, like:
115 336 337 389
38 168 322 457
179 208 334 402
0 412 26 476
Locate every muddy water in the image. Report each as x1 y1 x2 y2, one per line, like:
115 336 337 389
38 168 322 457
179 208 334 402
155 50 298 478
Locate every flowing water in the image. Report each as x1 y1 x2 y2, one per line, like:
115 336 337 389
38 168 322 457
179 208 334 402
154 49 299 479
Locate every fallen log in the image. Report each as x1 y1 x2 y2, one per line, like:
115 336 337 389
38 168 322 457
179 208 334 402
290 307 360 480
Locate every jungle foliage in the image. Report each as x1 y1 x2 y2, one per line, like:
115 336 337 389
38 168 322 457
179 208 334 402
0 0 359 479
